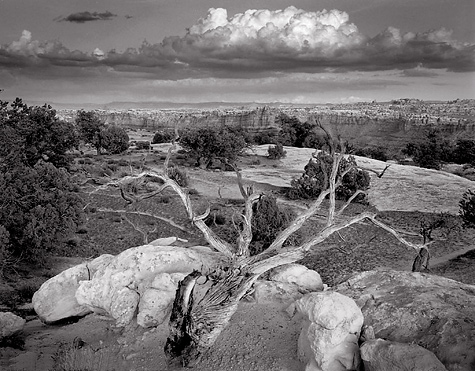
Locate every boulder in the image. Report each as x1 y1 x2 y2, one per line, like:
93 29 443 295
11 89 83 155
293 291 364 371
361 339 447 371
335 270 475 371
253 281 305 308
76 244 223 327
0 312 26 340
32 254 114 323
269 264 323 292
137 272 186 327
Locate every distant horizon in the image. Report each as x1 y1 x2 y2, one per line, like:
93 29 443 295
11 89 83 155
3 97 473 112
1 1 473 105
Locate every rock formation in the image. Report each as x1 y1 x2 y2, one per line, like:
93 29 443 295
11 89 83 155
336 270 475 371
292 291 363 371
361 339 448 371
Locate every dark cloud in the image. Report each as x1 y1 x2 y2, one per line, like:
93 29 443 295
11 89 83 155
1 7 474 82
59 11 117 23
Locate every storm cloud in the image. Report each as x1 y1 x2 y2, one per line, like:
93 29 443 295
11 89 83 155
59 11 117 23
1 7 474 80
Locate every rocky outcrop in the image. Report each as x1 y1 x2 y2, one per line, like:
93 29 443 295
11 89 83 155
75 244 224 327
32 254 114 323
0 312 26 340
361 339 447 371
292 292 363 371
336 270 475 371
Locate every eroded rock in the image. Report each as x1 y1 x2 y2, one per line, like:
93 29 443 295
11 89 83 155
361 339 447 371
76 244 224 327
269 263 323 292
32 254 114 323
336 270 475 371
294 291 364 371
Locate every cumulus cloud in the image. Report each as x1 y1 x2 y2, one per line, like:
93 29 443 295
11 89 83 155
59 11 117 23
1 7 474 81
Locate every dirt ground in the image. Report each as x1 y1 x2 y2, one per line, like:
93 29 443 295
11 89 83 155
1 144 475 371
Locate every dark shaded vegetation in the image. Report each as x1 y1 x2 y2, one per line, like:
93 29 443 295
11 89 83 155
404 129 475 170
179 125 250 168
289 152 370 201
267 143 286 160
459 189 475 228
0 99 84 266
152 129 175 144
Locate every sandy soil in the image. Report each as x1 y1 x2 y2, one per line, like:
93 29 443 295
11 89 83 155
2 144 475 371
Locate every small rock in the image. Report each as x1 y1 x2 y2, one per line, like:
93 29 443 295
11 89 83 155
0 312 26 340
269 264 323 292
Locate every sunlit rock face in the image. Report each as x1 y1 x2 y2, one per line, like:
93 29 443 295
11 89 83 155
294 291 363 371
336 269 475 371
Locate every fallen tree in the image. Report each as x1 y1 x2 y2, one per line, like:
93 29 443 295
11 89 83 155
110 124 429 366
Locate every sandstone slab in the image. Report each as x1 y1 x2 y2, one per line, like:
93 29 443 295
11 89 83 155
336 270 475 371
361 339 447 371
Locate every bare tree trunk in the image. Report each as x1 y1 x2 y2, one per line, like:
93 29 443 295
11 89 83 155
165 268 259 366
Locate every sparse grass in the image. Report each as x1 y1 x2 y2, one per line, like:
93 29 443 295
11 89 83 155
51 339 120 371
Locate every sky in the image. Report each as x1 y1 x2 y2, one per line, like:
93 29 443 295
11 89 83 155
0 0 474 106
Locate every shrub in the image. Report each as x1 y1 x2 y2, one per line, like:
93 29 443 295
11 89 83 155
100 125 129 154
452 139 475 165
403 129 453 170
152 130 175 144
75 110 105 155
353 146 388 162
459 189 475 227
267 143 286 160
0 161 84 262
250 195 296 255
289 152 370 201
135 141 151 151
0 99 78 168
276 114 324 148
179 125 249 168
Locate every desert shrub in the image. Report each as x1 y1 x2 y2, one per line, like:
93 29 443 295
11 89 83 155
403 129 453 170
288 152 370 201
179 125 249 168
76 110 105 155
0 161 84 263
250 195 296 255
452 139 475 165
100 126 129 154
459 189 475 227
353 146 388 162
152 129 175 144
135 141 151 151
0 99 78 168
267 143 286 160
252 132 278 145
276 114 324 148
167 166 189 187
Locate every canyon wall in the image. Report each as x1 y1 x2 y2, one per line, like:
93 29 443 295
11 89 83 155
57 101 475 150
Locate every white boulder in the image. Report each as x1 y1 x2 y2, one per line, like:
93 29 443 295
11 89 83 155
32 254 114 323
269 264 323 292
76 244 223 327
294 291 364 371
137 272 186 327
